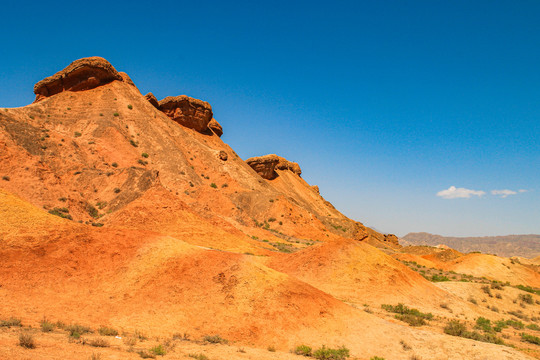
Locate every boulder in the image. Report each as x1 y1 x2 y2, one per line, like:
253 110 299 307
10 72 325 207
208 118 223 137
33 57 123 102
158 95 213 133
145 93 160 109
218 150 228 161
246 154 302 180
311 185 320 194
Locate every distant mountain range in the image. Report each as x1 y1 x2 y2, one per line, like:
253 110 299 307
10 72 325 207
402 232 540 258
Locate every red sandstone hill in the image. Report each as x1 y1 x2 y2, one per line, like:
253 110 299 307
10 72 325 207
0 57 536 360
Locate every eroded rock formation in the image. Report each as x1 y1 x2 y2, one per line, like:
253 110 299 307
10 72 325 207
208 118 223 137
158 95 213 133
145 93 160 108
246 154 302 180
33 57 123 102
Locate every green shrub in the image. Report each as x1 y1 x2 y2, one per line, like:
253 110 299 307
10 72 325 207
2 176 10 181
141 153 149 158
475 317 493 333
149 344 166 356
527 323 540 331
111 162 118 168
370 357 385 360
396 314 426 326
48 208 73 220
19 332 35 348
113 112 119 117
130 139 138 147
312 345 350 360
430 274 450 282
86 204 99 218
128 105 133 110
74 132 82 137
381 304 433 320
521 333 540 345
294 345 312 356
516 285 540 295
210 183 217 188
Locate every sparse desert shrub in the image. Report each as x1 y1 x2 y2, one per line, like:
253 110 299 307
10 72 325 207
475 317 493 333
90 353 102 360
312 345 350 360
505 319 525 329
439 303 449 310
203 334 228 344
409 356 422 360
294 344 313 356
519 293 534 304
74 131 82 137
527 323 540 331
111 162 118 168
516 285 540 295
396 314 426 326
86 204 99 218
400 340 411 350
267 345 276 352
271 242 294 253
149 344 166 355
444 321 467 337
40 319 55 332
113 112 119 117
123 336 137 346
114 188 121 194
138 159 148 166
491 282 503 290
1 318 22 327
128 105 133 110
2 175 10 181
430 274 450 282
370 357 385 360
496 293 502 299
468 297 478 305
210 183 217 188
130 139 138 147
189 354 209 360
98 326 118 336
521 333 540 345
66 324 93 338
137 350 156 358
48 207 73 220
19 332 35 348
88 338 110 347
481 285 492 296
142 152 149 158
134 329 148 341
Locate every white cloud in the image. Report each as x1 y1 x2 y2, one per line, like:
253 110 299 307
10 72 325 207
519 189 528 193
491 189 528 198
436 186 486 199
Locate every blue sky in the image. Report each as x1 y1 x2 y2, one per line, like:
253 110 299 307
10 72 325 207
1 1 539 236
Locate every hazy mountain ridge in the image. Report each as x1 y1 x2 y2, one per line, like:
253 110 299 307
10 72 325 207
402 232 540 258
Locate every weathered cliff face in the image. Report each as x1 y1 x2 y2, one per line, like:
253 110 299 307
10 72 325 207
208 118 223 137
33 57 123 102
158 95 213 133
246 154 301 180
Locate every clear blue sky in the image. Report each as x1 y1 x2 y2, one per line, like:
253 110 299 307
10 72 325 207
1 1 539 236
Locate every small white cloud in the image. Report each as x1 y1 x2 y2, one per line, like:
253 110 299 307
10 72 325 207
437 186 486 199
519 189 527 193
491 189 517 198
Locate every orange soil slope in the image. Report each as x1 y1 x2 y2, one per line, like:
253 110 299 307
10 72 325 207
268 238 457 311
1 189 532 360
442 253 540 287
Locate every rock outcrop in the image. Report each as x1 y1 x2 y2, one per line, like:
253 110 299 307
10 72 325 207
384 234 400 246
158 95 213 133
246 154 302 180
33 57 123 102
145 93 160 109
208 118 223 137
